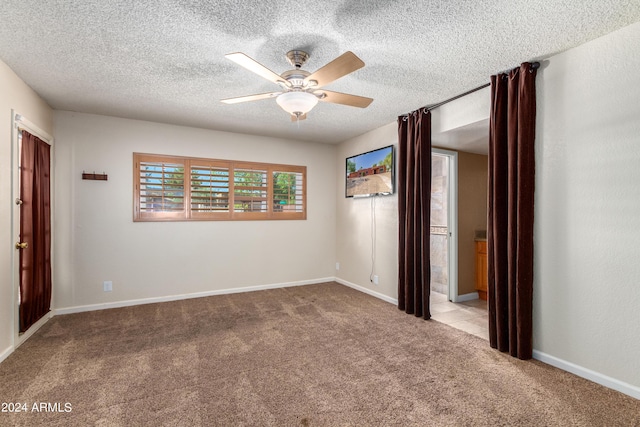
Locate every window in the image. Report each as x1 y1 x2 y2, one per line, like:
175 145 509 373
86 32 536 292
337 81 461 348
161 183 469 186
134 153 306 221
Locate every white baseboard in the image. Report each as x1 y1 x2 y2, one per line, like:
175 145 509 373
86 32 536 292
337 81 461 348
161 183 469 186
16 311 54 349
0 311 53 364
335 277 399 305
454 292 479 303
54 277 335 315
533 350 640 400
0 345 13 364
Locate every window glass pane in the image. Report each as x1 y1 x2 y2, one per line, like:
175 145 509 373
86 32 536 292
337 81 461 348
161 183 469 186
139 161 184 212
234 168 267 212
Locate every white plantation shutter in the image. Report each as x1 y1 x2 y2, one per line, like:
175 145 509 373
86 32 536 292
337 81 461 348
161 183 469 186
134 154 306 221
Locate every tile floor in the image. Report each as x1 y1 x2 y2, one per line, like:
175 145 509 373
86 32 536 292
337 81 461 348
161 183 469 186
430 291 489 340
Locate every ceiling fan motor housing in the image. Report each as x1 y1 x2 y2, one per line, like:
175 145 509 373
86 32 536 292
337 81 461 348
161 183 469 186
280 69 311 89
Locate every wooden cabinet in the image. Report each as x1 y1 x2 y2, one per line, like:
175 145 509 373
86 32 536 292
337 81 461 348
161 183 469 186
475 240 488 301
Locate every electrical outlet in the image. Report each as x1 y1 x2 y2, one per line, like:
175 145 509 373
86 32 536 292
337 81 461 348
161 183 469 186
103 281 113 292
373 275 379 285
336 262 340 270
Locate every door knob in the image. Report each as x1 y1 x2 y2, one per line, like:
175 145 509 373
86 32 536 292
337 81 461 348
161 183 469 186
15 242 28 249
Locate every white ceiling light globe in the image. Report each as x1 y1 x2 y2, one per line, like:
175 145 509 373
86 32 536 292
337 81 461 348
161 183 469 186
276 92 319 116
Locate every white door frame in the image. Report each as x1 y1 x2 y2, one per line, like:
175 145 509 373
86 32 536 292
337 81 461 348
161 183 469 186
12 110 55 349
432 148 458 302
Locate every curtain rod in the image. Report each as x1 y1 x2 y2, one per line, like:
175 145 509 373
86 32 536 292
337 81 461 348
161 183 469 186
407 61 541 115
13 112 54 143
424 83 490 111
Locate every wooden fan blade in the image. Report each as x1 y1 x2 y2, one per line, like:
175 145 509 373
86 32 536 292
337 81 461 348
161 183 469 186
290 113 307 122
304 51 364 88
221 91 282 104
225 52 288 86
315 90 373 108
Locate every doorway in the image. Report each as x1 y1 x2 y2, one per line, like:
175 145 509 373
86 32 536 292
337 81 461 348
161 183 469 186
430 148 458 302
12 111 54 347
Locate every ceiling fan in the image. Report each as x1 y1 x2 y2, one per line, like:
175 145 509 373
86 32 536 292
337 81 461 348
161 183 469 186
221 50 373 121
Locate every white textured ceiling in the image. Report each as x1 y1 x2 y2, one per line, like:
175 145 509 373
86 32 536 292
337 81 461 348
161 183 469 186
1 1 639 144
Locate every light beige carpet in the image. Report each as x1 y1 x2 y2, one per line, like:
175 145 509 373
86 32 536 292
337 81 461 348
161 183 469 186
0 282 638 426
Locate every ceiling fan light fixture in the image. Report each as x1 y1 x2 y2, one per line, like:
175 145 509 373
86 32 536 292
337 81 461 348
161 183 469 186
222 50 372 119
276 91 318 116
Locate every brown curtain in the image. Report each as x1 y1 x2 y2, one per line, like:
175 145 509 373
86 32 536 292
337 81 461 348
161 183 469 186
488 62 537 359
398 110 432 319
19 130 52 333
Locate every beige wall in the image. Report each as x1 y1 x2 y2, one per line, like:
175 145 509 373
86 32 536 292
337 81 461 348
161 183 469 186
534 21 640 391
335 122 399 300
336 127 489 302
53 111 336 310
0 59 53 360
457 152 488 295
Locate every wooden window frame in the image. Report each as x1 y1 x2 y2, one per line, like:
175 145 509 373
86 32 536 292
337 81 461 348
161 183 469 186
133 153 306 221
